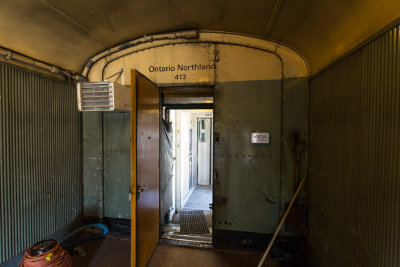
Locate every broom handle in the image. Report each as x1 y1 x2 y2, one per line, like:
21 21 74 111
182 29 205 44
257 172 307 267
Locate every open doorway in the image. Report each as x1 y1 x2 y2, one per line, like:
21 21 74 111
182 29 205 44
172 110 213 210
161 109 213 245
160 104 213 245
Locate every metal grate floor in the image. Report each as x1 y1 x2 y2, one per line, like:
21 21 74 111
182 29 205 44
180 210 210 234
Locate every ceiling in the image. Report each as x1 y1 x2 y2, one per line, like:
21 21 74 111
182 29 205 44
1 0 399 75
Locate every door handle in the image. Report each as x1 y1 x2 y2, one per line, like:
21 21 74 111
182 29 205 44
127 185 147 201
127 185 133 202
137 185 147 193
136 185 147 200
127 185 148 193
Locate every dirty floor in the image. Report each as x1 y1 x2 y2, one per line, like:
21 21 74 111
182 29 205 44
71 235 130 267
148 245 278 267
71 236 278 267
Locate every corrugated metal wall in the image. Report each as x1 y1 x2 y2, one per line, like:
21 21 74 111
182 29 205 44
0 63 82 264
309 25 400 266
160 119 173 226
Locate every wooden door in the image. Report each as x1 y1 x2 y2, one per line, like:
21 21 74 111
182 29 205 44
130 69 160 267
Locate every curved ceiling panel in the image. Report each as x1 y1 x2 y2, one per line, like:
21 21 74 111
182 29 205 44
271 0 400 74
0 0 399 75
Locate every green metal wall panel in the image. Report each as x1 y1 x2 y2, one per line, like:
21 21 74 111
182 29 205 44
0 63 82 264
309 25 400 267
82 112 103 218
213 78 308 237
214 80 282 233
280 78 309 205
280 78 309 236
103 112 131 219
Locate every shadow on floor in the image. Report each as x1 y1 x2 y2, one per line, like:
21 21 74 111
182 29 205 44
70 236 279 267
148 245 279 267
70 236 130 267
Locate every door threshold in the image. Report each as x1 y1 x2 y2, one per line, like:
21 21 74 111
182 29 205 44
161 223 212 249
160 235 212 249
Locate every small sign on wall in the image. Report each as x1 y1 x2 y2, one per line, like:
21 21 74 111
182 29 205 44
251 132 270 144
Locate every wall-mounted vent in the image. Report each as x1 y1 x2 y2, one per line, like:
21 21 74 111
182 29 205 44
77 81 130 112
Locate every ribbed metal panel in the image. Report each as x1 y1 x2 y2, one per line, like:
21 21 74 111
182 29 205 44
0 63 82 264
309 25 400 266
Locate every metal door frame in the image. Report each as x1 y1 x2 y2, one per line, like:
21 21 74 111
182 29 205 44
196 117 213 186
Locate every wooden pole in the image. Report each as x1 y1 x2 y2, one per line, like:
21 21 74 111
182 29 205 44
257 171 307 267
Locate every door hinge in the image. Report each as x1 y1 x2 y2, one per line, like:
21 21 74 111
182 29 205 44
214 132 219 144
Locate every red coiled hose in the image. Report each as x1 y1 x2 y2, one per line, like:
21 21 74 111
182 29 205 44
19 240 71 267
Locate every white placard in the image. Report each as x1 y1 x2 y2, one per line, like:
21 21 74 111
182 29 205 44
251 132 270 144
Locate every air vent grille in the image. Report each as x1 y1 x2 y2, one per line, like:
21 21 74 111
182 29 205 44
77 82 114 111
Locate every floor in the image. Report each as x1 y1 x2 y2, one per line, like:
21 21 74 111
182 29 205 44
148 245 279 267
162 186 213 245
170 210 212 228
183 186 212 211
162 210 212 246
71 235 130 267
70 186 280 267
71 237 278 267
